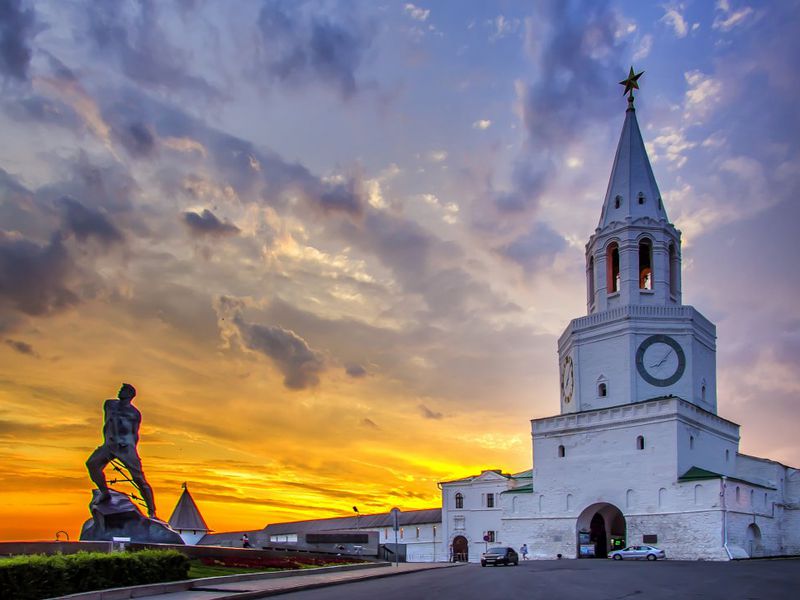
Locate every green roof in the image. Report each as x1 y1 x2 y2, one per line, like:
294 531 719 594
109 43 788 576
679 466 776 490
512 469 532 479
679 466 721 481
502 483 533 494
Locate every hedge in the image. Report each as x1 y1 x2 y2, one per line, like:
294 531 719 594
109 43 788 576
0 549 190 600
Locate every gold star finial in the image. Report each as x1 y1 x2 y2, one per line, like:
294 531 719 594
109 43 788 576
619 66 644 103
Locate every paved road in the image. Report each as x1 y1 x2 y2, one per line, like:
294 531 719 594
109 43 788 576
275 559 800 600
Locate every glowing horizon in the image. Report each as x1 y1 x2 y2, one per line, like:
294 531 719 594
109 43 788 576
1 1 799 541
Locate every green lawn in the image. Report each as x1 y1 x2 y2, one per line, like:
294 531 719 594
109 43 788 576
188 560 283 578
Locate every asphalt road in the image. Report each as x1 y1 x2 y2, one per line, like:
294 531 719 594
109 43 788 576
276 558 800 600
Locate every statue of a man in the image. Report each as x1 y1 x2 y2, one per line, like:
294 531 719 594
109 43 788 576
86 383 157 518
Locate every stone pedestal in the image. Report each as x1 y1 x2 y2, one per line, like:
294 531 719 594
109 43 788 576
80 489 184 544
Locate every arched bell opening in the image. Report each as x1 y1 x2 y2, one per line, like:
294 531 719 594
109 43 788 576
576 502 626 558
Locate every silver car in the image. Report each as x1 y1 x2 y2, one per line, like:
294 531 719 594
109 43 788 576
608 545 666 561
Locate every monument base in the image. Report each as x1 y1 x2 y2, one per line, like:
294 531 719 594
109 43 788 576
80 489 184 544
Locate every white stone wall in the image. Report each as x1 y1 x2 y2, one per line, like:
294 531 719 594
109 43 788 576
376 522 444 562
440 472 513 563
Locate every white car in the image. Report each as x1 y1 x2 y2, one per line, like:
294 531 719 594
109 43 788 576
608 545 666 561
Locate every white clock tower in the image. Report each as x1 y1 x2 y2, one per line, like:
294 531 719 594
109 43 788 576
557 92 716 416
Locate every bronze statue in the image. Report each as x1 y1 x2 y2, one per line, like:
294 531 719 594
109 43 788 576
86 383 157 518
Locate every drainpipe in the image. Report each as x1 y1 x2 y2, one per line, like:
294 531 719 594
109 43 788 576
721 477 733 560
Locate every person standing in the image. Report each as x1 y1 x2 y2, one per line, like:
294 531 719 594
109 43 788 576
520 543 529 560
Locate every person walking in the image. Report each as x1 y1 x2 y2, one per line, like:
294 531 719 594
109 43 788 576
520 543 529 560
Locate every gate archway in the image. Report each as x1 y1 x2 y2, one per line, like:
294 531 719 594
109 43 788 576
452 535 468 562
746 523 762 558
576 502 626 558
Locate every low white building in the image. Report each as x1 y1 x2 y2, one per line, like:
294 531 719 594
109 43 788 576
439 469 531 562
438 88 799 561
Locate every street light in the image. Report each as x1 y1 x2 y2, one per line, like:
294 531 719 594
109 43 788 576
353 506 360 530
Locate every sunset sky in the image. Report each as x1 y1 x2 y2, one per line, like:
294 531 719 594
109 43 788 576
1 0 799 541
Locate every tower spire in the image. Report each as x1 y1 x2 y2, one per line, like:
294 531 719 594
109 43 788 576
598 67 664 229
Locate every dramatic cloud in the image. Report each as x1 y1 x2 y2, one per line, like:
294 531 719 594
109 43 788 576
0 233 78 317
0 0 36 81
418 404 443 420
496 222 567 272
59 197 124 246
256 0 373 99
215 296 326 390
84 0 218 97
404 4 430 22
660 5 689 38
182 209 240 238
5 338 36 356
345 363 367 378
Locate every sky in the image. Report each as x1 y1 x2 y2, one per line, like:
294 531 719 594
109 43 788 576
0 0 798 541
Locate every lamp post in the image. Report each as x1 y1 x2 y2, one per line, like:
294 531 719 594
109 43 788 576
353 506 359 530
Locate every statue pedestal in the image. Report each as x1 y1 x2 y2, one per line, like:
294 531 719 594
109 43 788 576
80 489 184 544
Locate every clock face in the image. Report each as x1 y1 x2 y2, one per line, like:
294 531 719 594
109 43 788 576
636 334 686 387
560 355 574 403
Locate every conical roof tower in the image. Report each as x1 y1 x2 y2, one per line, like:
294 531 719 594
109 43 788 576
168 483 210 544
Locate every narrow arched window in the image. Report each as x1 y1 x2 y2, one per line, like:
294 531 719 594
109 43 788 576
588 256 595 305
598 382 607 397
701 383 707 403
639 238 653 290
455 492 463 509
607 242 620 293
636 435 644 450
726 449 730 462
736 486 741 503
669 243 678 295
614 195 621 209
558 445 565 458
638 192 645 205
690 436 694 450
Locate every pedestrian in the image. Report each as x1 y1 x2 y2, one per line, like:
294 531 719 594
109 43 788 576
520 543 529 560
242 533 251 548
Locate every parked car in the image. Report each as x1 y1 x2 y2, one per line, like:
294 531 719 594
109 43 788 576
608 545 666 561
481 547 519 567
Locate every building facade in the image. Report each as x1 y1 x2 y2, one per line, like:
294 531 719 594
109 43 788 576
440 91 799 561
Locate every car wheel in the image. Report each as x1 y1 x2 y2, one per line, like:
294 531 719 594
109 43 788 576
613 554 622 560
647 554 657 561
513 560 519 566
481 561 486 567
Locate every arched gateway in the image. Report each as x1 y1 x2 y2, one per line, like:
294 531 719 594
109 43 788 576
452 535 468 562
576 503 626 558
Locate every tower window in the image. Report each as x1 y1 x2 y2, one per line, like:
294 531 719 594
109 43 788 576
588 256 595 305
598 382 607 397
701 383 707 403
455 492 463 509
558 445 565 458
487 493 495 508
639 238 653 290
614 195 621 209
658 197 663 211
638 193 645 205
725 449 730 462
607 242 620 293
690 435 694 450
636 435 645 450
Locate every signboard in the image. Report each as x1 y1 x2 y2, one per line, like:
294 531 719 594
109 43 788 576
483 534 490 542
390 507 400 532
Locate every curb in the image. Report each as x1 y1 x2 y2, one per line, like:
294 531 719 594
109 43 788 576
53 562 391 600
191 563 463 600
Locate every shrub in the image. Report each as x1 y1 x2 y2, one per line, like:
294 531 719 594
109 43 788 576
0 550 189 600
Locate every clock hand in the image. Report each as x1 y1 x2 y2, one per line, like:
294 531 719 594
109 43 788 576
648 348 673 369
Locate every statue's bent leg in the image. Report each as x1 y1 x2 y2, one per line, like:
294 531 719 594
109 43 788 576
119 451 156 518
86 445 112 501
